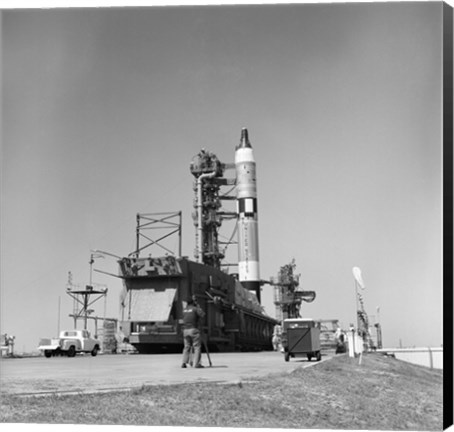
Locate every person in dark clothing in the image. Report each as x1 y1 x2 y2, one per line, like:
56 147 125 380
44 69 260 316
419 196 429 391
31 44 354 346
181 297 205 368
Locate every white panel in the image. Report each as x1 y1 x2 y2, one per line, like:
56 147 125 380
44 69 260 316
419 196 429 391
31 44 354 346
238 261 260 281
234 148 254 163
237 219 259 261
130 288 176 322
245 198 254 213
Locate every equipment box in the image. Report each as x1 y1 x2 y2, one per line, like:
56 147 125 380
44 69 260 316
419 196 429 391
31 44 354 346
282 318 321 362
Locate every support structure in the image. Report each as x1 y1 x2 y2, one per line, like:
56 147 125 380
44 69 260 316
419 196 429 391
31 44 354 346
271 259 316 322
66 260 107 332
352 267 376 350
189 149 236 269
132 211 182 258
66 283 108 330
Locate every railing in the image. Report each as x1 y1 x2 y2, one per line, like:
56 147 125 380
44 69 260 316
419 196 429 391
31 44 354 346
377 347 443 370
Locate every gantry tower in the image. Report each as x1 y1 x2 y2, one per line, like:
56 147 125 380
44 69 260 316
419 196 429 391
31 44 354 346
189 149 237 269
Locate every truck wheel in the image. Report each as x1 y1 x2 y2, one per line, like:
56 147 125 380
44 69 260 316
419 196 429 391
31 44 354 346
67 346 76 357
91 346 99 357
316 351 322 361
307 354 312 361
44 350 52 358
284 352 290 362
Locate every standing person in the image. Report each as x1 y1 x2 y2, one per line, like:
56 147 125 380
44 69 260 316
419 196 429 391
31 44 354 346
272 324 282 351
181 297 205 368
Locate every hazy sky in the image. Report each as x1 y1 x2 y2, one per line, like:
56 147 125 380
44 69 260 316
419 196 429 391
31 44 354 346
1 2 444 352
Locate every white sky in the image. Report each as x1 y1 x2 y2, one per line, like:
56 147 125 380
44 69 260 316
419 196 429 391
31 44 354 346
1 1 446 352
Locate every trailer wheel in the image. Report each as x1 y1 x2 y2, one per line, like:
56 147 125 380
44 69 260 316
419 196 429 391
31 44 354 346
44 350 52 358
316 351 322 361
284 352 290 362
307 353 312 361
67 346 76 357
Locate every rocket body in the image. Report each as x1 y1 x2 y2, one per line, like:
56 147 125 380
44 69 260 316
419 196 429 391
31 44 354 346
235 128 261 303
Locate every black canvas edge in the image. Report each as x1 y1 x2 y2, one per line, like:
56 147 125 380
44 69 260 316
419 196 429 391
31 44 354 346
443 2 453 430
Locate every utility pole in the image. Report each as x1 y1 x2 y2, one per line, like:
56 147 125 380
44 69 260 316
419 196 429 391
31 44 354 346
57 296 61 335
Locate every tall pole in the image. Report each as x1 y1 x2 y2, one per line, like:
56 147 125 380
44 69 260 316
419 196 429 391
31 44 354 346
57 296 61 335
355 280 360 332
136 213 140 259
103 291 107 347
89 259 92 287
376 305 382 349
84 294 88 330
178 211 182 257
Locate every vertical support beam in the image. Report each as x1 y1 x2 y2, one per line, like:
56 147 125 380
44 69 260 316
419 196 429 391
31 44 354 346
135 213 140 259
57 296 61 336
84 293 88 330
355 281 360 333
103 293 107 347
178 211 182 257
428 347 433 370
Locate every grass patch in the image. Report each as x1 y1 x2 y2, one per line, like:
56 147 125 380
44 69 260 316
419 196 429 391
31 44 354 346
1 353 443 430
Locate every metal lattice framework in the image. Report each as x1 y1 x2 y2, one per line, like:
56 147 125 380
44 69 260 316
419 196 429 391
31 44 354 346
131 211 182 258
271 259 316 322
66 270 107 331
190 149 237 269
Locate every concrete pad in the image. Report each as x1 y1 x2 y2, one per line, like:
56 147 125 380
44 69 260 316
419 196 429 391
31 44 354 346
0 351 331 396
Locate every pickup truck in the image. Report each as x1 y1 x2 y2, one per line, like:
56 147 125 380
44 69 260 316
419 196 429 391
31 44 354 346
38 329 100 358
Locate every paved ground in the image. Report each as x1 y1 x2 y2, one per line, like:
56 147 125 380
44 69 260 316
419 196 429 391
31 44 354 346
1 351 330 396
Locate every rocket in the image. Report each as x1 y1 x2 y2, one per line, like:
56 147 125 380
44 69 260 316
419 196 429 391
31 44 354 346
235 128 261 303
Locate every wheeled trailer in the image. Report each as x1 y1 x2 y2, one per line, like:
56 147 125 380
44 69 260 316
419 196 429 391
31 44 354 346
282 318 322 362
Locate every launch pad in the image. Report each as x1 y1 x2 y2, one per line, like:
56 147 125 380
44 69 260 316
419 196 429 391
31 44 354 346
1 351 326 397
66 128 319 354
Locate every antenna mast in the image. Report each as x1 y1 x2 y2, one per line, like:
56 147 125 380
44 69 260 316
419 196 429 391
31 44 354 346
66 254 108 330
